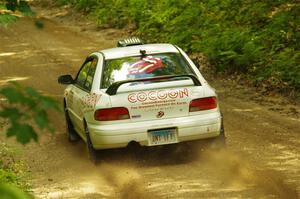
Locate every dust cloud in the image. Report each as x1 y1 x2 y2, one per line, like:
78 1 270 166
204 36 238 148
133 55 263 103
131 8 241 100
98 162 155 199
94 143 299 198
195 148 299 199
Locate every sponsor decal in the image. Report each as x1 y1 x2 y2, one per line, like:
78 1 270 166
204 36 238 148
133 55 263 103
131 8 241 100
128 88 189 103
156 111 165 118
77 93 102 118
82 93 102 109
66 90 74 107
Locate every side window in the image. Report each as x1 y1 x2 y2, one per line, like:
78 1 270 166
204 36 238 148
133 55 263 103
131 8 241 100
85 59 97 89
76 61 91 89
76 57 98 91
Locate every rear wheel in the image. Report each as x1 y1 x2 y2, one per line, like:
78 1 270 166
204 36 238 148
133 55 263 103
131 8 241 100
85 125 98 163
64 106 80 142
190 115 226 150
209 123 226 149
209 114 226 149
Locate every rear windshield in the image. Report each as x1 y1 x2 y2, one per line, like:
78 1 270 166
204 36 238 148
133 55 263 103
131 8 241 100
101 53 194 89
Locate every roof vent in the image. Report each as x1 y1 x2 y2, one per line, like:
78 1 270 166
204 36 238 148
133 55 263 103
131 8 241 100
117 37 144 47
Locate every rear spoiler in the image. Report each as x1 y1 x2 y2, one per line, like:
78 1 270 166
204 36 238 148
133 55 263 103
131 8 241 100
106 74 201 96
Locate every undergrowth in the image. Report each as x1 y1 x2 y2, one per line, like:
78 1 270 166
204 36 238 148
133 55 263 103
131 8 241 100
0 0 34 27
0 142 30 191
58 0 299 98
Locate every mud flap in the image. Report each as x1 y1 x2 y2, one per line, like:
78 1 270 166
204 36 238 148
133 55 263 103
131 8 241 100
65 108 80 142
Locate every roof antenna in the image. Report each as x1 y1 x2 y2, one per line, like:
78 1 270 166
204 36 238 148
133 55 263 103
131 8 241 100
140 50 147 58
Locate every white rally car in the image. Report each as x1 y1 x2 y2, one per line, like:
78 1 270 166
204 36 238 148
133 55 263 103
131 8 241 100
58 38 225 160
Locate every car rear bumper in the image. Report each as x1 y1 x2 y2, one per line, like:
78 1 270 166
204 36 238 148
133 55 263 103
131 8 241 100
88 112 222 150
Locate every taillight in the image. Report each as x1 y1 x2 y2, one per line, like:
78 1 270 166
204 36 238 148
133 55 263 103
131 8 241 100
189 97 217 112
94 107 130 121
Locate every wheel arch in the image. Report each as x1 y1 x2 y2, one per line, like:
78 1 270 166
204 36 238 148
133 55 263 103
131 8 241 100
63 98 67 110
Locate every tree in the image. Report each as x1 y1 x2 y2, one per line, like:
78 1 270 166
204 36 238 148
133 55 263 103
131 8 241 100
0 82 60 199
0 82 59 144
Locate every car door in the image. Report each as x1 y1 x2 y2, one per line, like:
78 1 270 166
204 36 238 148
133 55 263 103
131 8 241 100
69 57 97 135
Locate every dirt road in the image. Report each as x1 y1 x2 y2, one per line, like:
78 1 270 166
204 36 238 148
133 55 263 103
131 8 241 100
0 6 299 199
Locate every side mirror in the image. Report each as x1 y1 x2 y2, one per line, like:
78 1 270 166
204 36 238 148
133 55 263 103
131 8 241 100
58 75 74 84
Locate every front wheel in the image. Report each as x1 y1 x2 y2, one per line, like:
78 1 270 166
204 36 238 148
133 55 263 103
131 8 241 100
85 126 98 163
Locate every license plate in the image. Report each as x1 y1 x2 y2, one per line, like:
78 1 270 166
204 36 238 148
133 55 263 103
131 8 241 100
148 128 178 146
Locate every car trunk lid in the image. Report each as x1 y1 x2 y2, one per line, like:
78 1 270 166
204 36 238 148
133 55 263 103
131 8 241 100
109 85 204 122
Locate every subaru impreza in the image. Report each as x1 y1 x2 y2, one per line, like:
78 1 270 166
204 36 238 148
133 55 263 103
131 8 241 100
58 38 225 160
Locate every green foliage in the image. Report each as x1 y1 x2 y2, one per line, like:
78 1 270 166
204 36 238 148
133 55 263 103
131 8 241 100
0 82 60 144
0 143 32 199
17 1 34 16
0 2 43 197
4 0 18 12
0 145 23 188
0 0 35 27
4 0 34 16
59 0 300 92
0 184 32 199
0 82 59 198
0 13 17 26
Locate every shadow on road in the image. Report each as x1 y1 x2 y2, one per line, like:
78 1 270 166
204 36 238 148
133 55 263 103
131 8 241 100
69 138 204 167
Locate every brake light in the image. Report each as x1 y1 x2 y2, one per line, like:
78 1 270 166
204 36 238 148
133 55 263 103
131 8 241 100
94 107 130 121
189 97 217 112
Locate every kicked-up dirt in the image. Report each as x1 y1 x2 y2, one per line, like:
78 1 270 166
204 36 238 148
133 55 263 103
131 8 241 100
0 4 299 199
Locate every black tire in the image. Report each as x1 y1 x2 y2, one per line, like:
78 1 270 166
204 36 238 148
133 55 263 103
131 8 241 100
209 125 226 149
191 114 226 150
64 106 80 142
85 126 98 163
